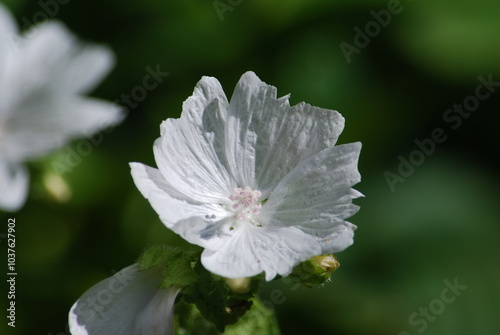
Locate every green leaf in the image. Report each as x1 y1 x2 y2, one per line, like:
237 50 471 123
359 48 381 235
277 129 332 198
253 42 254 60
181 262 261 332
174 297 281 335
224 298 281 335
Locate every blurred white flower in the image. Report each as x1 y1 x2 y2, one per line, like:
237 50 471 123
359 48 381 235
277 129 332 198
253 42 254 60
130 71 362 281
0 5 123 211
69 264 180 335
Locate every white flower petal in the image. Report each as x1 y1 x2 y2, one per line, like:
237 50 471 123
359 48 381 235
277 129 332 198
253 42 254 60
55 43 115 95
225 71 345 196
69 264 179 335
130 162 230 247
254 102 345 196
0 162 28 211
20 22 115 95
10 22 74 102
262 142 362 253
0 5 17 60
224 71 277 188
3 98 122 161
0 5 18 118
56 97 123 134
201 223 321 281
180 76 228 126
135 287 181 335
154 77 234 203
0 5 17 37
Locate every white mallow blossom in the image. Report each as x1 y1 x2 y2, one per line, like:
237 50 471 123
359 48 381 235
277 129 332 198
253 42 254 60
69 264 180 335
0 5 122 211
130 71 362 281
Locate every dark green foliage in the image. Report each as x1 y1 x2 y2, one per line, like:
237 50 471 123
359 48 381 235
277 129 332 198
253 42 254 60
181 261 259 332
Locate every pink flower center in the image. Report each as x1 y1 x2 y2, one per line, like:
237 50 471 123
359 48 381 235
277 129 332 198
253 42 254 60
229 186 262 225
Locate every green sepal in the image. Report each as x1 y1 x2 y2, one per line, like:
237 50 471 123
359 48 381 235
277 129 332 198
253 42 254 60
174 296 281 335
137 244 200 288
288 254 340 288
181 261 262 332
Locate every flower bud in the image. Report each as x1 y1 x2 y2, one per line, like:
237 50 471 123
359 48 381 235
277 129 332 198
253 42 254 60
311 254 340 273
288 254 340 287
225 277 252 294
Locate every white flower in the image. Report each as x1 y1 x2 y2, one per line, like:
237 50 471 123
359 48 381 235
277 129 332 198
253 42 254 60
0 4 123 211
130 71 362 281
69 264 180 335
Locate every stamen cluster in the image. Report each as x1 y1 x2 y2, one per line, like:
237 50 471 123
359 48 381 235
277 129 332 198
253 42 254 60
229 186 262 222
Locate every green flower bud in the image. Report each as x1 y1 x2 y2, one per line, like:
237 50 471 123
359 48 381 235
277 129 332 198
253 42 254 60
288 254 340 287
311 254 340 273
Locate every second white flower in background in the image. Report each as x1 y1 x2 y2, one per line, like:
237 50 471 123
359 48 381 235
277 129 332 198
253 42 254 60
0 4 123 211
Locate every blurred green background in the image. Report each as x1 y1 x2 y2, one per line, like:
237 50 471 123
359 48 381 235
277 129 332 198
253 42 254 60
1 0 499 334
